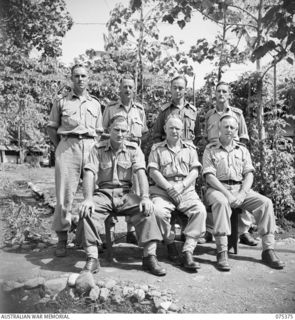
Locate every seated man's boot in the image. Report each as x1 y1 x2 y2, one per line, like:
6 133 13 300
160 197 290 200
167 242 179 262
142 255 166 276
181 251 200 270
262 249 285 269
216 251 231 271
81 257 100 274
240 232 258 246
55 240 67 257
126 231 138 245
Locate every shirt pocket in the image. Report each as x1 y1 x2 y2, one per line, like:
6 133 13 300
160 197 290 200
214 154 228 176
130 118 143 138
61 106 78 129
159 158 173 177
233 154 244 173
178 155 190 175
117 160 132 181
86 105 99 128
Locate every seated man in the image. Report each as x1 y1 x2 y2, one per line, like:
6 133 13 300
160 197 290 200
148 115 207 270
77 115 166 276
202 114 285 271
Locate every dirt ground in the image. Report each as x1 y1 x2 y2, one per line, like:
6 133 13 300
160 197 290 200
1 164 295 314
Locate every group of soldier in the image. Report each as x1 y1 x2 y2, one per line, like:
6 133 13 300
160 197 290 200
47 63 285 277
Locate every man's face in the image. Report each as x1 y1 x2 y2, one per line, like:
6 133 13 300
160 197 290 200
71 67 88 91
120 79 135 100
171 78 186 102
164 118 183 142
219 117 238 142
216 84 230 104
109 120 129 144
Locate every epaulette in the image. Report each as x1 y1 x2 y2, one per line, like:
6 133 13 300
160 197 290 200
161 102 172 111
231 106 243 115
205 108 215 119
125 140 138 149
108 101 119 107
236 141 246 147
134 101 144 110
151 141 166 151
205 142 218 149
186 102 196 112
183 140 196 149
96 140 109 149
90 95 100 104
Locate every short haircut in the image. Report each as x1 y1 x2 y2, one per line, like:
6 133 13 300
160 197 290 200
71 63 87 75
171 75 187 87
109 115 128 128
216 81 230 90
219 114 238 126
120 73 135 84
164 113 183 127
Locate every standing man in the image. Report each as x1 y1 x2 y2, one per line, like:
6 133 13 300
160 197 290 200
78 115 165 276
200 82 257 246
152 75 198 143
47 63 103 257
102 74 149 244
149 115 206 270
202 114 285 271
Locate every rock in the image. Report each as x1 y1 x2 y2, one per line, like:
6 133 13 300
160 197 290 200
149 290 161 297
99 288 110 302
67 273 79 287
105 279 116 289
139 284 149 292
89 286 100 302
96 280 105 288
133 289 145 302
169 303 180 312
2 280 23 292
36 243 47 249
153 297 164 309
21 244 32 250
24 277 45 289
123 286 135 297
21 295 29 301
160 300 172 310
44 277 68 294
75 272 96 295
157 308 166 314
111 294 123 304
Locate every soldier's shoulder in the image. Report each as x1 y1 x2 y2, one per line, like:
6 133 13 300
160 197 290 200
160 102 171 111
236 141 247 148
187 102 196 112
125 140 139 149
231 106 243 115
96 140 108 149
205 108 215 118
134 101 144 110
205 141 218 149
89 94 100 103
183 140 196 149
107 100 119 108
151 141 166 151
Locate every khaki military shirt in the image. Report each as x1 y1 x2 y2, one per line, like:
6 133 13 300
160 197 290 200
102 100 148 139
47 90 103 136
152 101 198 143
202 140 254 182
204 106 249 143
84 139 146 189
148 140 201 179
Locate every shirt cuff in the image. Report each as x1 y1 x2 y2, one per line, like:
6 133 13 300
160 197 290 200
84 163 98 175
202 168 216 177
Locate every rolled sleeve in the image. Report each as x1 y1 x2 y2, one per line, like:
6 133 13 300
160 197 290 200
202 149 216 177
190 149 202 170
47 100 61 128
238 114 249 141
132 147 146 172
147 148 160 172
243 148 255 175
84 145 100 175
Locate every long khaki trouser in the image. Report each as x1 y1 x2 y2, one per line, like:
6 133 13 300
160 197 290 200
205 184 276 251
52 136 96 233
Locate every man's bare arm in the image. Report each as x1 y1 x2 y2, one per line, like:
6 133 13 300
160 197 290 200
47 127 60 148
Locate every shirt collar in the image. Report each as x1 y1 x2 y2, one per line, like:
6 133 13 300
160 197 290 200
170 100 190 109
104 139 127 152
70 89 92 101
217 139 240 151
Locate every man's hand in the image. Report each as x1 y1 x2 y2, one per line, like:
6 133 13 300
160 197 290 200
233 191 246 207
79 199 95 219
226 192 238 208
167 185 182 204
139 198 154 216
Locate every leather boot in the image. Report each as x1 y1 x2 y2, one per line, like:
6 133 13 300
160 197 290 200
216 251 230 271
126 231 138 245
240 233 258 246
167 242 179 262
142 255 166 276
262 249 285 269
81 257 100 274
181 251 200 270
55 240 67 257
